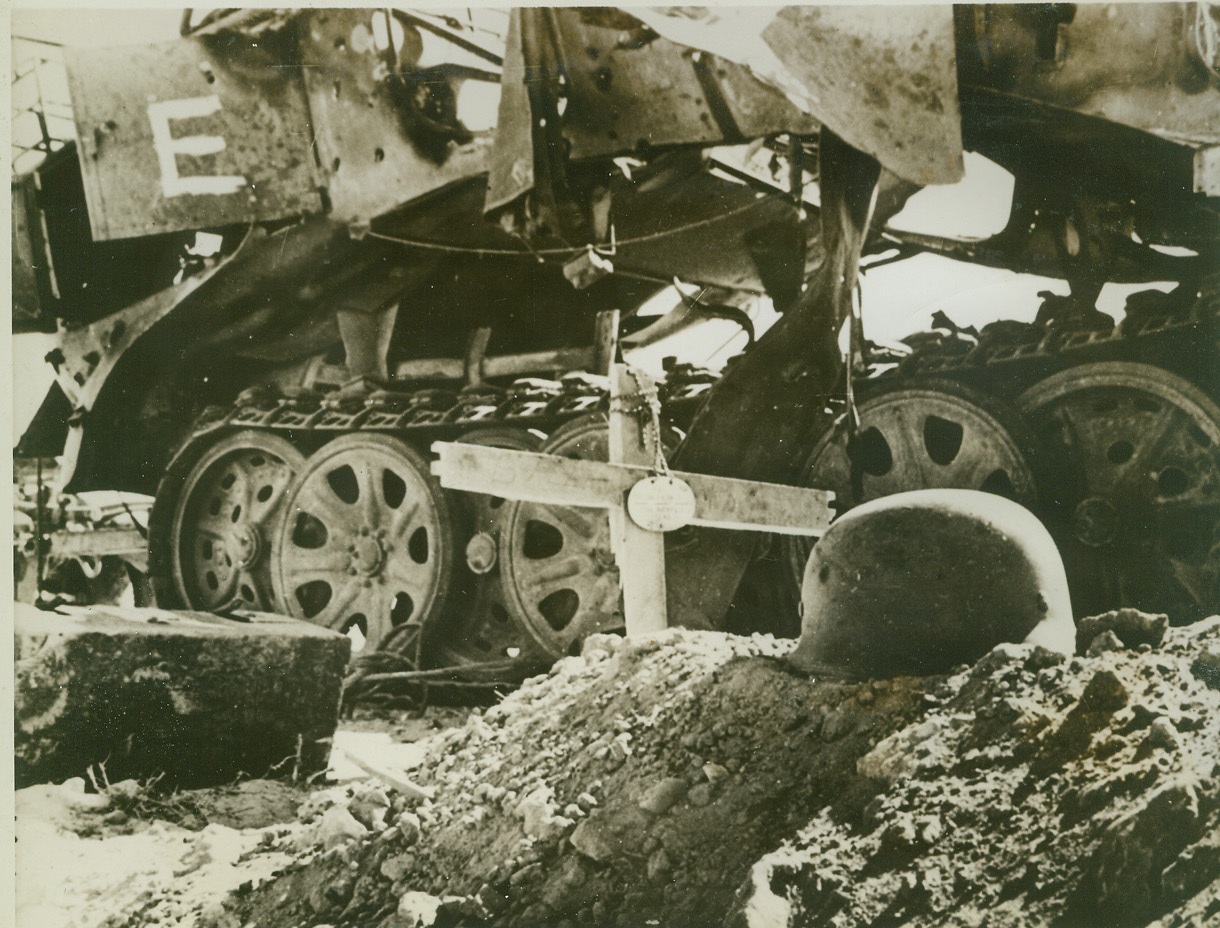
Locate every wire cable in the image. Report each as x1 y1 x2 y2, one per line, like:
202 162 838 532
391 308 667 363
365 196 777 259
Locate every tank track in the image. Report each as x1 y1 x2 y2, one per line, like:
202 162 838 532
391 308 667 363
866 283 1216 399
150 362 719 694
153 284 1217 687
185 364 717 446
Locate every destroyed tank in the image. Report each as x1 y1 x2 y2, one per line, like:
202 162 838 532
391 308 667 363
14 5 1219 671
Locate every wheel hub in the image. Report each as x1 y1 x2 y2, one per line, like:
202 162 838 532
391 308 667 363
1073 497 1118 547
465 532 498 574
231 524 264 570
429 427 544 671
349 534 386 576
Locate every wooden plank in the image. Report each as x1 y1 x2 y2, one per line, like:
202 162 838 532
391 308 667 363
50 528 148 559
394 357 465 380
682 473 834 536
482 346 594 379
609 365 668 637
592 309 620 376
432 442 834 536
432 441 631 508
464 327 492 384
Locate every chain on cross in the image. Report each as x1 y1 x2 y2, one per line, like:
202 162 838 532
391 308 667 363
609 368 672 478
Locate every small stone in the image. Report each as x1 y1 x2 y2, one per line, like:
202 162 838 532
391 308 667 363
1191 650 1220 691
821 708 856 742
197 901 240 928
510 862 543 887
397 811 422 844
918 817 944 845
576 792 598 812
571 818 616 862
380 854 414 882
1146 717 1180 752
396 891 444 927
647 848 672 881
349 785 391 829
540 855 599 913
702 763 730 785
857 686 875 705
606 743 629 770
570 806 652 862
881 819 918 850
477 883 509 914
687 783 714 807
1086 630 1124 657
311 806 368 850
308 872 354 914
517 787 574 842
639 778 687 815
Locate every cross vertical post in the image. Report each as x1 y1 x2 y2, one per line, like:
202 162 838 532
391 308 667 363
608 364 670 638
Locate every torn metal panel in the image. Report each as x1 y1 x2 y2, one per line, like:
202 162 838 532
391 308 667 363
485 9 535 216
64 34 322 240
634 6 964 187
605 155 820 299
485 6 818 225
51 249 235 412
960 3 1220 150
552 8 818 159
11 173 52 332
297 8 494 225
666 130 881 630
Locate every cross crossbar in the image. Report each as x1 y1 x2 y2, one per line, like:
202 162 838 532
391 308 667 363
430 442 834 536
430 364 835 641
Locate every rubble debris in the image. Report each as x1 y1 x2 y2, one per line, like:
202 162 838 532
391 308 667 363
790 490 1075 679
729 619 1220 928
15 603 350 788
1077 608 1170 655
203 615 1219 928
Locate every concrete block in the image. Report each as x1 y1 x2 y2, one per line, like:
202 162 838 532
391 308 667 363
14 603 350 788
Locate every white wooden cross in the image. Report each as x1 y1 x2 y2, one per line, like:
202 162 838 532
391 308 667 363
431 365 834 638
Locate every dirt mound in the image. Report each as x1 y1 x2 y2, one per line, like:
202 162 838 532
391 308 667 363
222 619 1220 928
730 617 1220 928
